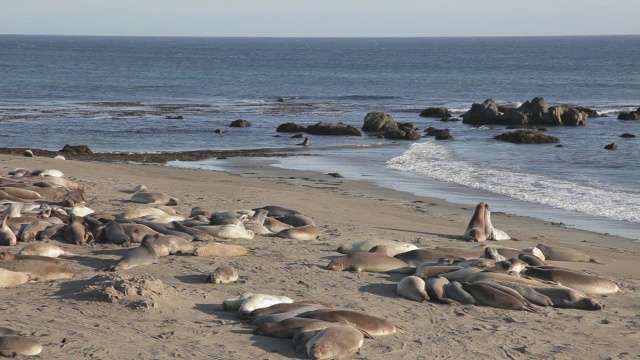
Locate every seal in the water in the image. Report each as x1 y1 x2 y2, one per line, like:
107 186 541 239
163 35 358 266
328 253 413 273
205 265 239 284
463 202 487 242
297 136 310 147
17 243 76 258
106 235 158 272
535 243 602 264
305 325 364 360
0 336 43 357
0 216 17 246
0 269 31 288
299 309 404 336
397 275 430 302
523 267 619 294
130 192 180 206
277 225 320 240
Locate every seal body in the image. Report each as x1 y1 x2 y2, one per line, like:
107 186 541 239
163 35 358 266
0 260 75 281
425 276 452 303
532 287 604 310
463 202 486 242
0 216 17 246
152 235 195 256
394 249 463 267
535 243 601 264
104 221 131 247
194 225 255 240
305 325 364 360
107 236 158 272
277 225 320 240
63 214 92 245
130 192 180 206
17 243 75 258
338 239 418 256
0 269 31 288
484 204 510 240
300 309 402 336
328 253 412 273
0 336 43 356
524 267 619 294
397 276 429 302
206 265 239 284
253 206 299 217
237 294 294 318
193 243 249 257
0 252 62 264
462 282 534 311
443 281 475 304
254 318 333 339
276 214 315 227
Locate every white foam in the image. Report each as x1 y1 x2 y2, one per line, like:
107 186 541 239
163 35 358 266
387 142 640 223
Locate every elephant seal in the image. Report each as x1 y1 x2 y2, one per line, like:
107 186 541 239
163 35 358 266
63 214 93 245
253 205 300 217
0 336 43 356
463 202 487 242
481 280 553 307
104 221 131 247
397 275 429 302
252 305 325 327
328 253 413 273
523 267 619 294
19 220 51 242
0 269 31 288
193 243 250 257
276 214 315 227
425 276 453 304
152 235 195 256
484 204 510 240
36 169 64 177
484 247 507 261
299 309 404 336
434 246 484 259
0 252 62 265
237 294 294 318
0 260 75 281
462 282 535 311
263 217 293 233
1 203 24 218
250 302 333 319
535 243 602 264
532 286 604 310
443 281 476 304
0 216 17 246
414 265 463 278
0 187 42 200
518 253 545 266
0 328 19 336
450 258 496 269
171 222 217 242
277 225 320 240
193 225 255 240
130 192 180 206
120 223 160 243
17 243 76 258
190 206 211 218
466 271 552 287
205 265 239 284
297 136 310 147
305 325 364 360
337 239 418 255
209 214 246 226
121 207 173 219
394 249 464 267
106 235 158 272
254 318 334 339
522 246 546 261
439 268 484 282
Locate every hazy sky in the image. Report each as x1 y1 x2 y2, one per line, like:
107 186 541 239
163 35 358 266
1 0 638 37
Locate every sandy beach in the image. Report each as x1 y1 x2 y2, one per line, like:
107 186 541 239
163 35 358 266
0 153 638 360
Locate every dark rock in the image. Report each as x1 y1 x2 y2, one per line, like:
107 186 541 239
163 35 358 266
555 144 564 147
620 133 636 138
60 144 93 154
273 135 282 137
497 105 516 113
538 128 548 132
362 112 397 132
424 127 437 136
398 122 415 132
290 134 304 138
276 97 286 102
165 115 183 120
230 119 251 127
494 130 560 144
276 122 307 133
419 107 452 118
214 129 223 134
462 99 508 125
440 117 460 122
506 125 524 129
463 97 590 126
306 122 362 136
575 106 603 118
604 143 618 150
327 173 343 178
618 111 640 120
384 128 421 140
23 149 34 157
434 129 454 140
561 109 587 126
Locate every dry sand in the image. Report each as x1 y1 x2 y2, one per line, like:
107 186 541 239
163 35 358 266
0 154 638 359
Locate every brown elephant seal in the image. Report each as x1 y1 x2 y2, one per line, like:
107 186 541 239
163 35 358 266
397 275 429 302
250 302 333 319
104 221 131 247
130 192 180 206
209 214 245 226
0 216 17 246
63 214 93 245
305 325 364 360
19 220 51 242
0 260 74 281
277 225 320 241
451 258 496 269
484 247 507 261
462 282 535 311
170 222 217 242
253 205 300 217
0 187 42 200
1 203 24 218
299 309 404 336
523 267 619 294
152 235 195 256
253 305 325 327
532 286 604 310
328 253 413 274
0 328 19 337
17 243 76 258
425 276 453 304
394 249 464 267
205 265 238 284
0 336 43 356
481 280 553 307
243 210 272 235
193 243 250 257
276 214 315 227
238 294 294 318
189 206 211 218
522 246 546 261
414 265 464 278
434 246 484 259
338 239 418 255
463 202 487 242
263 217 293 233
245 209 268 224
0 269 31 288
535 243 602 264
120 223 160 243
121 207 173 219
443 281 476 304
484 204 511 241
0 252 62 265
292 321 360 352
439 268 484 282
193 224 255 240
465 271 552 287
106 235 158 272
518 253 546 266
254 318 333 339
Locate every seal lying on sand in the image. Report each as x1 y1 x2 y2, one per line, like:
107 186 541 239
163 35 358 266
17 243 76 258
0 335 43 357
299 309 404 336
205 265 239 284
523 267 620 295
531 286 604 310
277 225 320 240
63 214 93 245
484 204 510 240
462 282 536 311
106 235 158 272
305 325 364 360
328 253 413 273
535 243 602 264
0 216 17 246
397 275 429 302
237 294 294 318
252 206 300 217
337 239 418 256
0 269 31 288
0 260 75 282
130 192 180 206
0 252 62 264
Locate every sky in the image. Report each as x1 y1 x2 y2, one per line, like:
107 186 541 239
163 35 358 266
1 0 638 37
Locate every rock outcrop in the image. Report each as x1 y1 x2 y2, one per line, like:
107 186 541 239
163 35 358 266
618 107 640 120
230 119 251 127
494 130 560 144
463 97 593 126
419 107 452 118
362 112 397 132
306 122 362 136
276 123 307 133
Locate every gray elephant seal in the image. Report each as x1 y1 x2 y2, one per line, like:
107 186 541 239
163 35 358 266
0 216 17 246
535 243 602 264
130 192 180 206
434 246 484 259
253 205 300 217
249 302 333 319
276 214 315 227
484 204 511 240
0 260 75 281
425 276 453 304
254 318 334 339
518 253 545 266
205 265 239 284
397 275 430 302
106 235 158 272
532 287 604 310
463 202 487 242
0 336 43 356
63 214 93 245
299 309 404 336
277 225 320 240
415 265 464 278
305 325 364 360
328 253 413 273
523 267 619 294
297 136 310 147
104 221 131 247
153 235 195 256
252 305 325 327
443 281 475 304
462 282 535 311
17 243 75 258
481 280 553 307
262 217 293 233
0 269 31 288
0 328 19 337
0 252 62 265
394 249 464 267
338 239 418 255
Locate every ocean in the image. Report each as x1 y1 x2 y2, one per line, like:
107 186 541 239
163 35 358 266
1 35 638 239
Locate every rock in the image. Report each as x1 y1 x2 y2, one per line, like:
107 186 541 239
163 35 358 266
276 97 286 102
398 122 415 131
327 173 343 178
506 125 525 129
538 128 548 132
362 112 397 132
620 133 636 138
424 127 437 136
214 129 223 134
290 134 304 138
575 106 603 118
462 99 506 125
276 122 307 133
494 130 560 144
419 107 452 118
604 143 618 150
306 122 362 136
230 119 251 127
165 115 183 120
23 149 34 157
384 127 420 140
555 144 564 147
561 109 587 126
440 117 460 122
463 97 590 126
618 111 640 120
60 144 93 155
434 129 454 140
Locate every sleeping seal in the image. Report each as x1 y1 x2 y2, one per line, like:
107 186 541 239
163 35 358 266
327 253 413 273
523 267 619 295
337 239 418 255
535 243 602 264
106 235 158 272
277 225 320 240
305 325 364 360
299 309 404 336
17 243 76 258
0 336 43 356
397 275 430 302
130 192 180 206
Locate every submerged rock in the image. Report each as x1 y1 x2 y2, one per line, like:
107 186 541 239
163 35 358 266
230 119 251 127
276 122 307 133
419 107 452 118
306 122 362 136
494 130 560 144
618 108 640 120
620 133 636 138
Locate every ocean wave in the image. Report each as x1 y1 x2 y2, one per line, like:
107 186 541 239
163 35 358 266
334 95 400 101
387 142 640 223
